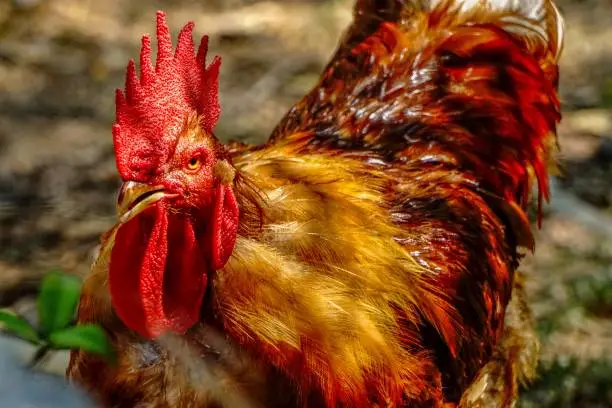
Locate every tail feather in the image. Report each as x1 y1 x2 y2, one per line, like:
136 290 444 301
271 0 562 232
349 0 564 74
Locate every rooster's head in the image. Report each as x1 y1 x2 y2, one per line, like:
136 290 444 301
109 11 238 339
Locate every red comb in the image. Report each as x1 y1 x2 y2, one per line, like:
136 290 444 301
113 11 221 182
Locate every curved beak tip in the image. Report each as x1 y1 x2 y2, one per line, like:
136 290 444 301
116 181 168 224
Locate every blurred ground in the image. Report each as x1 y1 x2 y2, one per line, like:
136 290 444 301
0 0 611 406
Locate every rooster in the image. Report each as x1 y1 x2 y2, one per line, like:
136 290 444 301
67 0 563 407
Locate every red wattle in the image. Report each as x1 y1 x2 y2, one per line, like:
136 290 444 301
109 200 207 339
211 184 239 270
109 184 239 339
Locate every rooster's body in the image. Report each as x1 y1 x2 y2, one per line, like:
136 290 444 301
68 0 563 407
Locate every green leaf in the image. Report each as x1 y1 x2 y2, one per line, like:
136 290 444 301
37 271 82 334
49 324 115 361
0 309 40 344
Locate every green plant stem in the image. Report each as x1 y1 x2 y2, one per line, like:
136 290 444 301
28 344 51 370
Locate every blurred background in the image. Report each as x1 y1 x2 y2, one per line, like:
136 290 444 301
0 0 611 406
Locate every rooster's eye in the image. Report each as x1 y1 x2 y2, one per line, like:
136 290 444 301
187 156 201 171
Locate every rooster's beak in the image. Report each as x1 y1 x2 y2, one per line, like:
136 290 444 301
116 181 169 224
